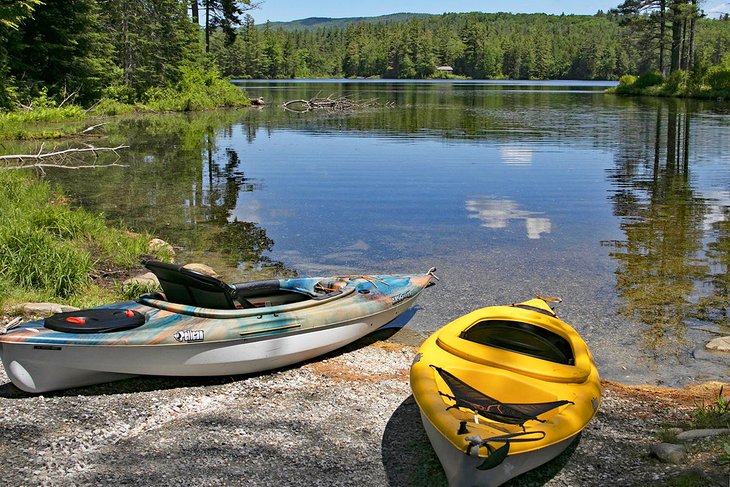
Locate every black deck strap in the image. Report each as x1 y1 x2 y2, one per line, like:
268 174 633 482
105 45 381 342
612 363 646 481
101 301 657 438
143 260 249 309
431 365 573 427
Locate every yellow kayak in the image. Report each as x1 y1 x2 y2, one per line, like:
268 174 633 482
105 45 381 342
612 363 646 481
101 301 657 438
410 297 600 487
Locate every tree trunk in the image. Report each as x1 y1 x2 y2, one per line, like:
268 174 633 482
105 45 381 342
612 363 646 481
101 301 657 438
680 16 688 70
688 0 697 69
670 5 682 73
205 1 210 53
191 0 199 25
659 0 666 74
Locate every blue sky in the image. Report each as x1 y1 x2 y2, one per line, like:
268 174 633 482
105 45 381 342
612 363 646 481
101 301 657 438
248 0 730 23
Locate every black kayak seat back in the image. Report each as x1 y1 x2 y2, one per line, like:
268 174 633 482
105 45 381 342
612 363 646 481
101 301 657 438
143 260 239 309
234 279 281 299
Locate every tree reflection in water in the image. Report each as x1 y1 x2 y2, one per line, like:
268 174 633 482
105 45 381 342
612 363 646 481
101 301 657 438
604 99 729 352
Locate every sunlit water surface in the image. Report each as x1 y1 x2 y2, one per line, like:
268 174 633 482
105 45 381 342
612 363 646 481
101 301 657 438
45 80 730 386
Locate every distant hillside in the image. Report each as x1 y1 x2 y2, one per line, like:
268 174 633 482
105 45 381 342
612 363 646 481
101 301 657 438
264 12 434 31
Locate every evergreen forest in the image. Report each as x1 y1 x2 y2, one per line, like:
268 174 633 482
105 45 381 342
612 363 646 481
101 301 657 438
212 7 730 81
1 0 729 112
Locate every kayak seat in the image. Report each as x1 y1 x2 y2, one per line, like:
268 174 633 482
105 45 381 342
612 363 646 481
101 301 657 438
143 260 254 309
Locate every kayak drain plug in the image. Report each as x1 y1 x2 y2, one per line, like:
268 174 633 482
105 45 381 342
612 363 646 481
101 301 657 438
458 421 469 435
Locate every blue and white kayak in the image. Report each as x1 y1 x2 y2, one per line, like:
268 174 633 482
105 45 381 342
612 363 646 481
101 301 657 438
0 260 436 393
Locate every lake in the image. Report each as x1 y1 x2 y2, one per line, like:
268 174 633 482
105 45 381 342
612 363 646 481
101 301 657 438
46 80 730 386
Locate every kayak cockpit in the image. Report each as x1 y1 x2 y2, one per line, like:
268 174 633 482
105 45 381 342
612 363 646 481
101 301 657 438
137 260 356 318
460 319 575 365
143 260 344 311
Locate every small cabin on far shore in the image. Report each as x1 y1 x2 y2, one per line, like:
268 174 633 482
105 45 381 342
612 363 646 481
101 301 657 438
436 66 454 73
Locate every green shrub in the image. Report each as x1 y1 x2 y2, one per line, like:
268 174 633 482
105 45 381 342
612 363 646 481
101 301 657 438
706 67 730 91
144 65 249 112
89 97 136 116
634 71 664 89
617 74 638 88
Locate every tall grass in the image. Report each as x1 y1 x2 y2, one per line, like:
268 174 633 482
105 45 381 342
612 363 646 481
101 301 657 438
0 171 155 307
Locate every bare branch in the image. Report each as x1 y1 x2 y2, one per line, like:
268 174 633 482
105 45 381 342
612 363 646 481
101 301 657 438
282 95 386 113
0 145 130 171
79 122 108 134
0 145 129 162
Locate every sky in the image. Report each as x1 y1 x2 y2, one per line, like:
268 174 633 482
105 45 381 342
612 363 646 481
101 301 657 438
248 0 730 23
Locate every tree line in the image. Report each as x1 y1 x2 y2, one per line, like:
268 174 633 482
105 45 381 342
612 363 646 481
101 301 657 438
0 0 252 110
211 7 730 80
1 1 728 110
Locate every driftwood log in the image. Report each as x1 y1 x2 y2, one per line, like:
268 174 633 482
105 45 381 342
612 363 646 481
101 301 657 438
0 144 129 172
282 94 392 113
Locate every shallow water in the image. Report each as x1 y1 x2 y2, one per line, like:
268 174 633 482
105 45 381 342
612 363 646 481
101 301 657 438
45 80 730 386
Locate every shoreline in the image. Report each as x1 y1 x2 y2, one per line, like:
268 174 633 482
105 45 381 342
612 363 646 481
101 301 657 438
1 329 727 486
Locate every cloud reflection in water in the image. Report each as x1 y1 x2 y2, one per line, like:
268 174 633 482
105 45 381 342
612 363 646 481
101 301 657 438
465 198 552 239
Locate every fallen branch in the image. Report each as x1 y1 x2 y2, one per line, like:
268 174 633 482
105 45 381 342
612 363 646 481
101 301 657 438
0 144 130 172
282 94 385 113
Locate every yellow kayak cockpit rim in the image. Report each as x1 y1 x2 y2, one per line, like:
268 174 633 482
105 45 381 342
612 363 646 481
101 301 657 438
436 299 593 384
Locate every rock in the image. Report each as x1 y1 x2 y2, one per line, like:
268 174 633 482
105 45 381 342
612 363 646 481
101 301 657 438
706 336 730 352
676 428 730 441
12 303 80 317
650 443 686 464
122 272 159 288
148 238 174 256
182 263 219 278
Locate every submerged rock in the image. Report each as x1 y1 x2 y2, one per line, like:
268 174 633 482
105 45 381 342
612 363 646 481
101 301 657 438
705 336 730 352
182 263 219 278
650 443 686 464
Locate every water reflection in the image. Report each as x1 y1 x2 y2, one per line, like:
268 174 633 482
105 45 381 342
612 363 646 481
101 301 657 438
605 99 729 352
38 81 730 384
466 198 551 240
47 113 293 279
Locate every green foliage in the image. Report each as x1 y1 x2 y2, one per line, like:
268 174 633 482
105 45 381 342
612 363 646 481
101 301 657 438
0 171 155 303
118 280 160 301
88 98 137 116
212 13 730 81
706 66 730 91
0 0 42 30
618 74 638 87
633 71 664 88
692 386 730 429
144 66 249 111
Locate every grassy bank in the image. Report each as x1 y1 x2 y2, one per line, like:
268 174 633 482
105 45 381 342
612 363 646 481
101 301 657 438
607 68 730 100
0 67 249 139
0 171 167 310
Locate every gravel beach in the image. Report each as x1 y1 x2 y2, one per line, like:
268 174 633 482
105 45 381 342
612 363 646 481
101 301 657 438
1 327 728 487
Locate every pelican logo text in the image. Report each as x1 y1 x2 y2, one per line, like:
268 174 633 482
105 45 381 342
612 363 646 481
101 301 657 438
174 329 204 343
391 291 415 305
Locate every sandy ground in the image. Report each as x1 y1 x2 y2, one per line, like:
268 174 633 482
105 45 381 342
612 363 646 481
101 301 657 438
1 328 728 487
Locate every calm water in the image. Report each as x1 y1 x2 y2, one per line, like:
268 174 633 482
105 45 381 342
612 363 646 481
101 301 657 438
46 80 730 386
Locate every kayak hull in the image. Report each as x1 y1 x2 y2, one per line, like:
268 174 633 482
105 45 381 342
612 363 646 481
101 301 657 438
420 410 577 487
2 274 432 393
